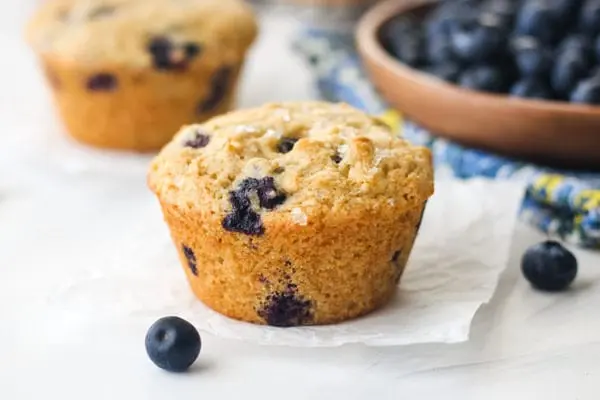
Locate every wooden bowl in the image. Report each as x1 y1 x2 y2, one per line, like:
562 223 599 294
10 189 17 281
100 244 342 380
356 0 600 170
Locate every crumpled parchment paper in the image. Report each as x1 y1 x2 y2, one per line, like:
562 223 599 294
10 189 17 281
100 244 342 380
45 180 524 347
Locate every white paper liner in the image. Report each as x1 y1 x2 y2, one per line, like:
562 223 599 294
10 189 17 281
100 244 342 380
44 180 523 347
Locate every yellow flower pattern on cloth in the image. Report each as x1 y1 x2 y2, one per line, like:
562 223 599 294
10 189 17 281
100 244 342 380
574 190 600 211
377 110 403 134
526 174 600 248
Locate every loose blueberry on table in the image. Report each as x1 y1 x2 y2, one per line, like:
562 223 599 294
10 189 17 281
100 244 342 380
381 0 600 104
145 316 201 372
521 240 578 292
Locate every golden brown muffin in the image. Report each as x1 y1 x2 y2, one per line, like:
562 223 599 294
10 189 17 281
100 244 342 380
148 101 434 326
26 0 258 151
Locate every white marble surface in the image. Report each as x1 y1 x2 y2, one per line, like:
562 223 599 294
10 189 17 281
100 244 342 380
1 3 600 399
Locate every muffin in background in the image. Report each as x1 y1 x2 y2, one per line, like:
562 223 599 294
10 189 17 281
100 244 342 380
26 0 258 152
148 101 434 326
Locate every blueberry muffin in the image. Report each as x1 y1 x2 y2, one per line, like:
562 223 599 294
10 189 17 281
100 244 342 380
26 0 258 151
148 102 434 326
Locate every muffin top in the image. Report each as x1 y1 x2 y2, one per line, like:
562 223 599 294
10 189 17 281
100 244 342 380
26 0 258 67
148 102 433 234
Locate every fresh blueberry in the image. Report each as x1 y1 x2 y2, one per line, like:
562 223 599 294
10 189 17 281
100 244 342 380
182 245 198 276
557 35 594 65
449 12 508 63
381 15 425 67
570 77 600 104
198 66 232 113
481 0 519 25
510 78 554 99
511 36 553 77
424 62 462 83
145 316 201 372
553 0 584 23
515 0 562 45
459 65 510 93
579 0 600 37
551 46 591 97
385 32 425 67
544 0 583 29
558 34 594 51
425 11 453 38
87 73 117 91
277 137 298 153
382 15 419 41
424 0 477 38
184 129 210 149
426 34 457 65
438 0 480 21
521 240 578 291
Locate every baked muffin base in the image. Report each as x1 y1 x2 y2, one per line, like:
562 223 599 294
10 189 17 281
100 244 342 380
159 199 426 326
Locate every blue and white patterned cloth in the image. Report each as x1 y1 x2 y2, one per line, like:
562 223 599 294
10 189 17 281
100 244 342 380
292 28 600 250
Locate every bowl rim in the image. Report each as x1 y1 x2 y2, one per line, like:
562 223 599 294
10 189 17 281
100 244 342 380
355 0 600 118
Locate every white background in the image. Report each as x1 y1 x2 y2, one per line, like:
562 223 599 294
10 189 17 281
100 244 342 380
1 2 600 399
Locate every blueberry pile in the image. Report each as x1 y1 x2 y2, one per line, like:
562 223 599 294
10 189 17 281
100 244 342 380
381 0 600 104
